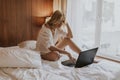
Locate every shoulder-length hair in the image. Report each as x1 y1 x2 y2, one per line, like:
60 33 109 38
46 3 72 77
47 10 64 27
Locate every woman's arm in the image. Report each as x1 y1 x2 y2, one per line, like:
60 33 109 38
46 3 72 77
65 22 73 38
48 46 73 60
62 14 73 38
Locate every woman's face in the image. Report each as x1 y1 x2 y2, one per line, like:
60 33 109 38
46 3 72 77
55 21 64 28
54 17 64 28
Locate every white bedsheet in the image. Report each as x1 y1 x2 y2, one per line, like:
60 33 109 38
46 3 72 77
0 46 120 80
0 59 120 80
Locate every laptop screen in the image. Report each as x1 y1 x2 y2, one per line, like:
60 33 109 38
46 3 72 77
75 47 98 68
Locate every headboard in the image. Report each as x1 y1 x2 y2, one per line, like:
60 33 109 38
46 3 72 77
0 0 53 47
31 16 48 40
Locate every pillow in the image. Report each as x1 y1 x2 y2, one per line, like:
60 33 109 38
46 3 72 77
18 40 36 50
0 47 41 68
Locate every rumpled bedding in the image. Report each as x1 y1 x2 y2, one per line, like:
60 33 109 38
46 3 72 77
0 59 120 80
0 47 120 80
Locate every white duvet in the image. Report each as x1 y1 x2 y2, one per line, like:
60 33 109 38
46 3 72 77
0 59 120 80
0 47 120 80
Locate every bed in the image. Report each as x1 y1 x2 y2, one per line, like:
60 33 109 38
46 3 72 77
0 40 120 80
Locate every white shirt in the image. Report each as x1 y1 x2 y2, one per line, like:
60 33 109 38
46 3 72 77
36 24 67 55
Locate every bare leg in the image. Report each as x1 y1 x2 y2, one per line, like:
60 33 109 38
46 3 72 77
41 38 81 61
56 38 81 54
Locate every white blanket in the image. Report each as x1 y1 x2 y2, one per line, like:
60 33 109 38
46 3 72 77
0 59 120 80
0 47 120 80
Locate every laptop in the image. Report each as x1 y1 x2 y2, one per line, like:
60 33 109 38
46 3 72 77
61 47 98 68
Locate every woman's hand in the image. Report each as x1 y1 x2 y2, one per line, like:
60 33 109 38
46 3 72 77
49 46 76 62
65 52 76 62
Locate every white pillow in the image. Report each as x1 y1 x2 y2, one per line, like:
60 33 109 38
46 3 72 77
18 40 36 50
0 47 41 68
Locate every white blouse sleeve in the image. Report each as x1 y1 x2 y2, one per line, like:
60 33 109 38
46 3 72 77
36 26 54 53
46 33 54 48
42 31 54 48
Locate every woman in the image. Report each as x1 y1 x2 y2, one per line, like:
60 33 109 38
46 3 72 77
36 10 81 61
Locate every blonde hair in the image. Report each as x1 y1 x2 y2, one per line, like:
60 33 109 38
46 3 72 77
47 10 64 27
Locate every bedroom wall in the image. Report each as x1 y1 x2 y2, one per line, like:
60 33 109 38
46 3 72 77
0 0 53 47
